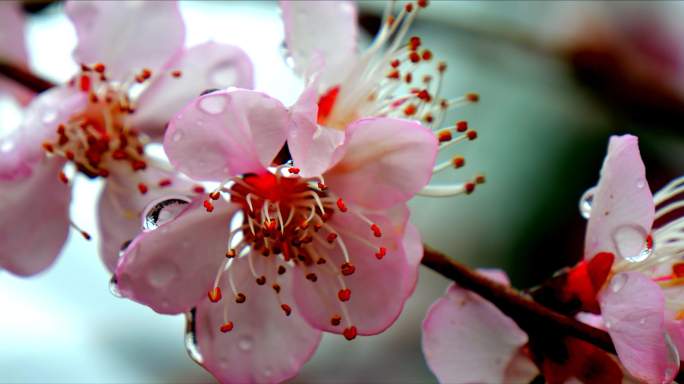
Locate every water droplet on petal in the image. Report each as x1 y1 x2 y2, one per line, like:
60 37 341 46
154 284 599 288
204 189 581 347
147 261 178 288
143 196 191 231
0 140 15 153
579 187 596 219
198 94 227 115
636 178 646 189
172 131 184 143
610 273 628 293
210 61 238 87
664 333 680 382
238 334 253 351
185 310 204 364
42 110 57 124
612 224 652 262
109 275 123 298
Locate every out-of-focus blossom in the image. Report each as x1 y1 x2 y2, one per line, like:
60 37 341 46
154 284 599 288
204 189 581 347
280 0 484 196
544 2 684 119
422 270 539 383
0 1 32 104
115 87 437 383
0 1 253 276
578 135 684 383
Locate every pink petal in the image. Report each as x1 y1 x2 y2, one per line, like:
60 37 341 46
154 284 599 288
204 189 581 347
422 284 536 383
324 117 438 209
18 85 87 155
132 42 254 140
288 81 345 177
401 220 423 298
164 89 290 182
292 207 413 335
584 135 655 260
193 257 322 384
280 0 358 87
599 272 678 383
65 0 185 80
0 156 71 276
97 165 194 272
115 198 239 314
0 132 37 181
665 315 684 358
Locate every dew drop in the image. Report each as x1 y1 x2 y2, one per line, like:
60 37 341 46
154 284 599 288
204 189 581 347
610 273 628 293
579 187 596 219
147 261 178 288
109 275 123 298
612 224 652 262
198 94 227 115
639 318 646 325
172 131 184 143
143 196 191 231
210 61 238 87
184 310 204 364
636 178 646 189
42 110 57 124
0 140 14 153
664 333 680 382
238 334 254 351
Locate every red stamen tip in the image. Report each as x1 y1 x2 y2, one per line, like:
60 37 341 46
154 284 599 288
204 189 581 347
272 283 281 293
235 292 247 303
203 200 215 212
456 120 468 132
256 275 266 285
466 92 480 102
409 51 421 63
306 273 318 282
58 171 69 184
209 191 221 200
421 49 433 61
466 130 478 140
417 0 428 8
326 233 338 243
171 70 182 78
330 315 342 326
370 224 382 237
404 3 414 12
336 198 348 212
375 247 387 260
438 131 452 143
208 287 222 303
79 75 91 92
338 288 351 302
465 182 476 194
318 182 328 191
341 262 356 276
80 231 91 241
158 178 172 187
193 185 206 194
137 183 148 194
409 36 421 51
404 104 417 116
475 174 486 184
220 321 234 333
93 63 106 73
226 249 236 258
343 326 358 341
281 304 292 316
452 156 465 168
288 167 300 174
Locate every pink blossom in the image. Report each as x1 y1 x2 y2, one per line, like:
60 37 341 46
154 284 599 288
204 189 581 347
581 135 684 383
280 0 483 197
115 87 438 383
422 270 539 383
0 1 253 276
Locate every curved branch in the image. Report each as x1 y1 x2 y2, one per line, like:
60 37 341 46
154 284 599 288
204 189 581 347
420 245 616 354
0 61 55 93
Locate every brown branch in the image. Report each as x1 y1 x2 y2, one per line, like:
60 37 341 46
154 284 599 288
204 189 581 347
420 245 616 354
0 61 55 93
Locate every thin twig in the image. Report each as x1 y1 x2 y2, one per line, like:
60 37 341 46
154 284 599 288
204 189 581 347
0 61 55 93
421 245 616 354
